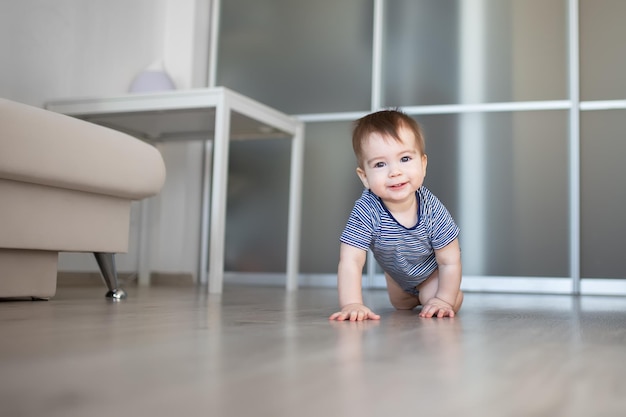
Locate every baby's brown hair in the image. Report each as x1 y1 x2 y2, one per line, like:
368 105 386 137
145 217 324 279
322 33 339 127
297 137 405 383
352 110 425 168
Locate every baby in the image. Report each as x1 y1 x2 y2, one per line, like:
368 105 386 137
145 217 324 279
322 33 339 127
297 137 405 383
329 110 463 321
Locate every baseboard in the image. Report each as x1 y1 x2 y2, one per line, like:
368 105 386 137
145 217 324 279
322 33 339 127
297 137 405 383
57 272 626 296
149 272 194 286
57 271 138 287
57 271 194 287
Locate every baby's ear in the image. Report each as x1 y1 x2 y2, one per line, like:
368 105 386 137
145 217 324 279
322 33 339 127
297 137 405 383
356 167 369 189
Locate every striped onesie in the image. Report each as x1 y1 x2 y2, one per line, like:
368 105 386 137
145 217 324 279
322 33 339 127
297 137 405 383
340 186 459 295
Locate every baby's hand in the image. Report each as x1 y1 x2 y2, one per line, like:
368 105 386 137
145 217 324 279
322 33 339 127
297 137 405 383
329 303 381 321
419 297 455 318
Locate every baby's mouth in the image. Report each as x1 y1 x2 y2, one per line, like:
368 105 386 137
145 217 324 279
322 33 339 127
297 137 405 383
389 182 407 189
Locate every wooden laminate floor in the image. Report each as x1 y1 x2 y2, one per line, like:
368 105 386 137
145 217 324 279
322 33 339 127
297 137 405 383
1 285 626 417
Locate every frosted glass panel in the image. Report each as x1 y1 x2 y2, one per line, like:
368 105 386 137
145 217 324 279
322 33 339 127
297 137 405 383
300 122 364 274
225 138 290 272
580 1 626 101
412 111 568 277
416 115 460 216
218 0 373 114
581 110 626 279
382 1 459 106
383 0 567 107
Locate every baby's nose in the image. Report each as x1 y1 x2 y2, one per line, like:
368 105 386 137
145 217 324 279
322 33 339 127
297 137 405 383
389 164 402 176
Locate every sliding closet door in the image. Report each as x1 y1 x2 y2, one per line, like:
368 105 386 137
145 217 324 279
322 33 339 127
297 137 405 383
217 1 373 274
382 0 569 278
215 0 626 290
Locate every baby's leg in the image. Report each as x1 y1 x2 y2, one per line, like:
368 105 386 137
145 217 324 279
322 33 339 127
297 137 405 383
417 269 464 313
385 273 420 310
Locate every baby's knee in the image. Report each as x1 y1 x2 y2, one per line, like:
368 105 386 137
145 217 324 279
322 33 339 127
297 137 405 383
385 274 420 310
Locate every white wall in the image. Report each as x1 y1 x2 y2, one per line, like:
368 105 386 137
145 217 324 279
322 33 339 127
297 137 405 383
0 1 165 106
0 0 210 279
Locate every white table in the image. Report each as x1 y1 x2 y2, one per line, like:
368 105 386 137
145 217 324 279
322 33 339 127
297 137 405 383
46 88 304 293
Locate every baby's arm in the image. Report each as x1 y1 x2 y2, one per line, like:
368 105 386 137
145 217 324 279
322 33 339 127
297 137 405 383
329 243 381 321
419 238 463 318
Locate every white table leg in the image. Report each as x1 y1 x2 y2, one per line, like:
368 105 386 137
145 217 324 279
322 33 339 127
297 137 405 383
286 122 304 291
198 138 212 286
208 97 231 294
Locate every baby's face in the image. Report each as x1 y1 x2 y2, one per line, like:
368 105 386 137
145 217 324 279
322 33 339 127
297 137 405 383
356 126 427 207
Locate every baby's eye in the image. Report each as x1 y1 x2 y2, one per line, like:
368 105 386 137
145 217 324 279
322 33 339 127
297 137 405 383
373 161 386 168
400 156 411 162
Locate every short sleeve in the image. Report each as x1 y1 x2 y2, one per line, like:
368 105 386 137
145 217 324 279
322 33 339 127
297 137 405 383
340 197 375 251
422 188 460 250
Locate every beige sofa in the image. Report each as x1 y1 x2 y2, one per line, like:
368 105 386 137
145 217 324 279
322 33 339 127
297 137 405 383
0 98 166 300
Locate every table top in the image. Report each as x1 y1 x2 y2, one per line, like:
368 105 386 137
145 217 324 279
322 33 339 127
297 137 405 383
45 87 300 142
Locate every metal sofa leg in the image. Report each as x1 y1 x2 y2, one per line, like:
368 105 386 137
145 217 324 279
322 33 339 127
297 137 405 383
93 252 127 300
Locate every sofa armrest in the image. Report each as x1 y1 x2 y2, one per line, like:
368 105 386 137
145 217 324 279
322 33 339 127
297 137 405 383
0 98 165 200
